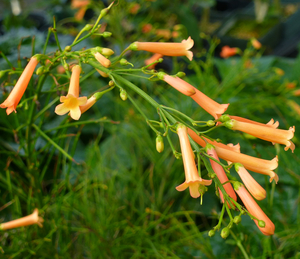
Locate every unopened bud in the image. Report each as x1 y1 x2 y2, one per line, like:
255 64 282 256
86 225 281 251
101 48 114 56
109 80 114 87
83 24 93 31
156 135 164 153
157 72 166 80
233 216 241 224
120 89 127 101
176 72 185 78
218 114 231 122
64 45 72 52
206 120 215 127
63 62 69 71
36 66 45 75
208 230 215 237
102 31 112 38
221 227 230 239
258 220 265 228
120 59 129 66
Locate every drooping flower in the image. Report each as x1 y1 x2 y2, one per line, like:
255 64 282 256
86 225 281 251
190 87 229 119
188 128 279 183
235 163 266 200
220 46 239 58
0 209 44 230
187 128 240 152
221 115 279 129
0 56 39 115
55 65 87 120
176 124 212 198
206 144 237 208
94 52 111 68
158 73 196 96
130 37 194 61
234 183 275 235
79 92 104 114
224 119 295 152
145 53 163 69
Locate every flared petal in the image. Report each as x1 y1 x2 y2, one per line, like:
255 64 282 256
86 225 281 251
70 106 82 120
55 103 70 115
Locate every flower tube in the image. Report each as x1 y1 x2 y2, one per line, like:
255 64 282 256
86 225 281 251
145 53 163 69
0 209 44 230
94 52 111 68
176 124 212 198
130 37 194 61
190 87 229 119
158 73 196 96
220 46 239 58
224 119 295 152
223 115 279 129
0 56 39 115
55 65 87 120
234 183 275 235
188 128 279 183
206 144 237 208
235 163 266 200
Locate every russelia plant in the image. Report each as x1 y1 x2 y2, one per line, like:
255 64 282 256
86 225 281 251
0 2 296 240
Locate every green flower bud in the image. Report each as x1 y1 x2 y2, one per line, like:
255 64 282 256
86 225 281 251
102 31 112 38
101 48 114 56
83 24 93 31
233 216 241 224
120 59 129 66
208 230 215 237
109 80 115 87
36 66 45 75
206 120 215 127
218 114 231 123
120 89 127 101
157 71 166 80
221 227 230 239
258 220 265 228
156 135 164 153
64 45 72 52
176 71 185 78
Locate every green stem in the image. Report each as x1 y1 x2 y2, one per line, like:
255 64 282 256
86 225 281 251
43 28 52 54
32 124 76 163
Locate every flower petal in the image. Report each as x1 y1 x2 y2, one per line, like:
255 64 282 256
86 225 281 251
55 103 70 115
70 106 82 120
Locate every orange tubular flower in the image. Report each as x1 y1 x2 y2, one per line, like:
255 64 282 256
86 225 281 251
130 37 194 61
188 128 279 183
235 164 266 200
224 119 295 152
55 65 87 120
206 144 237 208
187 128 240 152
234 183 275 235
0 209 44 230
0 56 39 115
71 0 90 8
79 92 103 114
145 53 163 69
176 124 212 198
191 87 229 119
158 73 196 96
94 52 111 68
225 115 279 129
220 46 239 58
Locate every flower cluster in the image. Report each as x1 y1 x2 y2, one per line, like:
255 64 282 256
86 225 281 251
0 7 295 239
